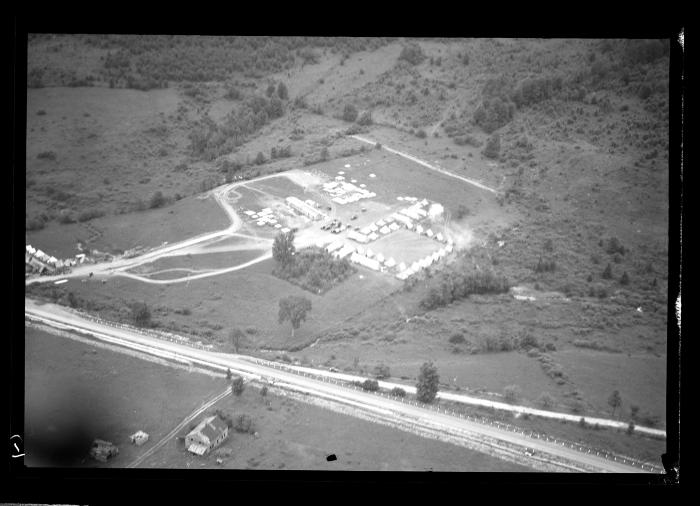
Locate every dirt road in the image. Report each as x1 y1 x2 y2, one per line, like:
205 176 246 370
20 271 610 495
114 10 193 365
350 134 499 194
25 299 655 473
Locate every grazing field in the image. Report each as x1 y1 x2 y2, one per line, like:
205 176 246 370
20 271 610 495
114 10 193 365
24 326 225 467
55 258 400 349
132 250 265 275
139 381 529 471
24 325 528 472
26 194 229 258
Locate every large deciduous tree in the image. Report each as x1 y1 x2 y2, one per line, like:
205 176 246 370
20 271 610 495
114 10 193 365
278 296 312 338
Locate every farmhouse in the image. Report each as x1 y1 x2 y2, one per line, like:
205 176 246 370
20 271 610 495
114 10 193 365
286 196 325 221
185 415 229 456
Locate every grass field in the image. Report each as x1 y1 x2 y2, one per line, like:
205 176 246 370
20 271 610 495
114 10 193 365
62 257 400 349
26 194 229 258
139 381 529 471
24 325 528 471
24 326 225 467
370 228 443 266
133 250 265 275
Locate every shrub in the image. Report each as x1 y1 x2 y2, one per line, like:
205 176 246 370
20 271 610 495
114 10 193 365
357 110 372 126
420 269 510 310
620 271 630 285
254 152 266 165
373 364 390 380
362 379 380 392
277 82 288 100
77 209 105 222
482 133 500 159
131 302 151 327
448 333 466 344
415 129 427 139
474 99 514 134
37 151 57 161
605 237 626 255
391 387 406 397
398 43 426 65
602 263 613 280
260 386 268 397
149 191 166 209
538 392 555 409
231 376 245 396
503 385 521 403
233 414 254 434
342 104 358 122
26 217 45 231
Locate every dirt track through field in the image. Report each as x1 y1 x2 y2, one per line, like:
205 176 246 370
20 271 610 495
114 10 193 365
350 134 499 194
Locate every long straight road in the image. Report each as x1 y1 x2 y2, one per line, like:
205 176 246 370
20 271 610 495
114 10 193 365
25 298 655 473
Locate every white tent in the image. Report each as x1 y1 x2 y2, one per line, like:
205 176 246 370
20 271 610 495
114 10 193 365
376 253 385 264
368 224 379 232
356 246 365 256
326 241 344 253
426 229 434 238
368 232 379 241
365 248 375 258
351 252 380 271
376 219 386 227
397 196 404 201
360 226 373 235
411 261 420 271
432 251 440 262
398 262 407 272
446 244 454 253
396 272 407 280
379 226 391 235
348 230 369 243
385 257 396 268
415 225 424 234
274 224 282 229
389 223 400 232
244 210 255 216
436 232 444 242
336 245 355 259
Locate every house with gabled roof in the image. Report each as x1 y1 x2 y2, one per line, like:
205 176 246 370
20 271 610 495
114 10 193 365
185 415 229 456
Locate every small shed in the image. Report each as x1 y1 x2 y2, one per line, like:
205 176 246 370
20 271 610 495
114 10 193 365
90 439 119 462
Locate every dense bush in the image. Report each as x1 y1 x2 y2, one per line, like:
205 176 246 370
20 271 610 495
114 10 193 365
131 302 151 327
77 209 105 222
623 40 668 65
362 379 380 392
273 247 355 294
343 104 358 122
356 110 373 126
373 363 390 379
511 76 562 109
420 269 510 310
391 387 407 397
534 257 556 273
474 98 514 133
416 361 439 403
37 151 57 161
448 333 466 344
398 42 426 65
26 217 46 231
233 414 254 434
149 191 166 209
232 376 245 396
482 132 501 159
415 129 427 139
503 384 521 403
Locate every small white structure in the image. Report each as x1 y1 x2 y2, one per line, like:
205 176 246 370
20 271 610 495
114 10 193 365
389 223 400 232
369 173 376 178
360 226 373 235
359 184 367 188
244 210 255 216
130 431 149 446
397 196 404 201
348 230 369 243
376 253 385 264
432 251 440 262
385 257 397 268
350 252 380 271
368 224 379 233
356 246 365 256
426 229 434 238
335 245 355 259
398 262 407 272
446 244 454 253
281 227 291 234
365 248 375 259
379 226 391 235
367 232 379 241
376 219 386 227
338 171 345 175
326 241 344 253
436 232 445 242
260 208 272 215
415 225 424 234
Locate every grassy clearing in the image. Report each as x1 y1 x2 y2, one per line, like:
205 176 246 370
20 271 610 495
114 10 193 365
26 194 229 258
24 326 225 467
139 380 528 471
50 258 398 349
135 250 265 274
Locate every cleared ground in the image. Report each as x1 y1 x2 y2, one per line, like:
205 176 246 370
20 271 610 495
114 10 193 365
370 228 443 266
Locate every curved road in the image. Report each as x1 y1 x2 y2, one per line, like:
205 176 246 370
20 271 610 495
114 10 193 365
25 299 654 473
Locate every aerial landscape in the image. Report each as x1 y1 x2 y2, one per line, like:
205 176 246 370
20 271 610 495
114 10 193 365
23 35 672 473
